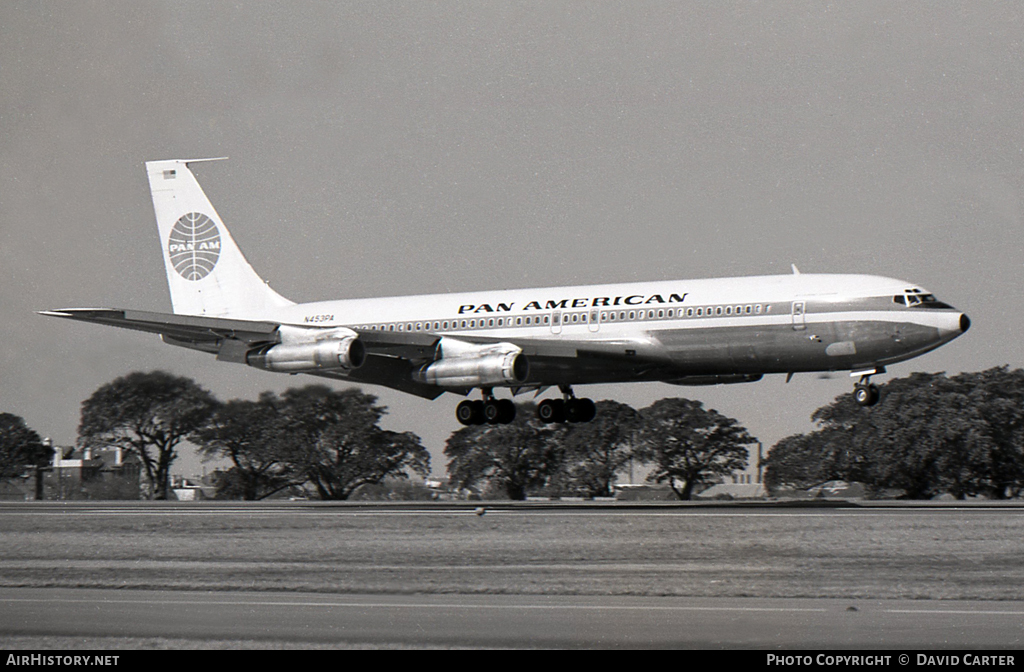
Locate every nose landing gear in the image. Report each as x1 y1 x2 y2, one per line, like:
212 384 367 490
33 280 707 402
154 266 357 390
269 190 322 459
852 369 883 407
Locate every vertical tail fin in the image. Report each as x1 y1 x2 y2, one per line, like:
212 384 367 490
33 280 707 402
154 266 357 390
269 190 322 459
145 159 293 318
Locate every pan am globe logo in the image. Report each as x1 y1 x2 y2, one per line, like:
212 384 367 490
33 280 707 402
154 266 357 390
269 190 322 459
167 213 221 281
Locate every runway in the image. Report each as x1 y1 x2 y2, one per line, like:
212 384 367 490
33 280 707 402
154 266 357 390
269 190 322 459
3 501 1024 648
3 587 1024 648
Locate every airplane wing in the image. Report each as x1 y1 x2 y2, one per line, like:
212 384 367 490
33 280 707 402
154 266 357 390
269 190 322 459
38 308 280 350
39 308 664 400
39 308 448 400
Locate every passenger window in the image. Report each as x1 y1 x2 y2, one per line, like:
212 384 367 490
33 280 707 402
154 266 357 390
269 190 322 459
726 306 732 315
715 307 723 316
488 318 494 327
658 310 664 319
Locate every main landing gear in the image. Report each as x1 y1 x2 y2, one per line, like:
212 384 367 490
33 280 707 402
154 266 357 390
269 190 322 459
853 373 881 407
456 389 517 426
537 386 596 424
454 386 598 426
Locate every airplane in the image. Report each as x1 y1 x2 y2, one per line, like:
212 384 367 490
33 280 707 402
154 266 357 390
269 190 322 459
41 158 970 426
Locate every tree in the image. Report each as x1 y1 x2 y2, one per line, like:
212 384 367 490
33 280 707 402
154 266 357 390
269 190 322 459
276 386 430 500
78 371 218 500
636 398 755 500
952 367 1024 498
769 368 1024 500
764 427 858 491
0 413 51 499
549 400 642 497
445 402 561 500
191 395 304 500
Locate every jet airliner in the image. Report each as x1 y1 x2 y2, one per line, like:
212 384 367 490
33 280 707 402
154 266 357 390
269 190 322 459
42 158 970 426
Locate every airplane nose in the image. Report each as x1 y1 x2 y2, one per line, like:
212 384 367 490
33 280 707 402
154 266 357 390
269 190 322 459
960 313 971 333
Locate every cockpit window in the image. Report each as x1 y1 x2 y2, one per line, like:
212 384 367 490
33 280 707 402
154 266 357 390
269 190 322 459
895 293 953 309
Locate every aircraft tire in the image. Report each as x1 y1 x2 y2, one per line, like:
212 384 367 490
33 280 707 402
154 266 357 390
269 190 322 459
457 400 485 425
854 384 880 407
565 398 593 423
482 399 516 425
497 399 516 424
487 399 503 426
537 399 565 424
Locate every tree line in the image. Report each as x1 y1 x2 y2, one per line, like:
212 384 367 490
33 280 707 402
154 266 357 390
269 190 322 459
11 366 1022 501
1 370 757 501
764 367 1024 499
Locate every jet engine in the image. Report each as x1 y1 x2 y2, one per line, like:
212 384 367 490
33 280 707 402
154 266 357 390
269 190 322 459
413 340 529 388
247 328 365 373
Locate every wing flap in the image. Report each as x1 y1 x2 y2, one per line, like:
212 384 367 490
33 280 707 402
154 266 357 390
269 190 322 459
353 328 440 362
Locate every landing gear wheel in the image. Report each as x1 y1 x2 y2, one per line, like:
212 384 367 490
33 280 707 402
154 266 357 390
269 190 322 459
854 384 880 407
456 400 486 425
483 400 502 424
537 398 565 424
497 399 516 424
565 398 597 423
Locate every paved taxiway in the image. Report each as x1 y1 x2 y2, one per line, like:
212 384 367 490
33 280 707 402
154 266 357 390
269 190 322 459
3 587 1023 648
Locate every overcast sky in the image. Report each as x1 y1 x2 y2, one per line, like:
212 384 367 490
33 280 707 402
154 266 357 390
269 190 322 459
2 2 1021 477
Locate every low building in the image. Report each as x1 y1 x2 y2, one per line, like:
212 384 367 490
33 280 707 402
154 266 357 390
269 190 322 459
44 445 141 500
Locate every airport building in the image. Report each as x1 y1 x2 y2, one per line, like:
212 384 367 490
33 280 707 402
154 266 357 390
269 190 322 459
43 444 142 500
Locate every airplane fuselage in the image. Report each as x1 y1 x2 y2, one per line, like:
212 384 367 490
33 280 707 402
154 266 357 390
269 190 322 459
268 273 967 388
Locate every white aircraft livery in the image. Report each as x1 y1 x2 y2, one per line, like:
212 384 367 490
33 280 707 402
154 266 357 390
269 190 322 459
42 158 970 425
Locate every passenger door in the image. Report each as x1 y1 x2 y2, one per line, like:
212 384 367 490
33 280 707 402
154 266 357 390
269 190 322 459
791 301 806 331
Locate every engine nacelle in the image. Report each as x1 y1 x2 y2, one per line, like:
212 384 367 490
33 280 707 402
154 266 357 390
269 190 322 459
414 350 529 388
247 336 366 373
